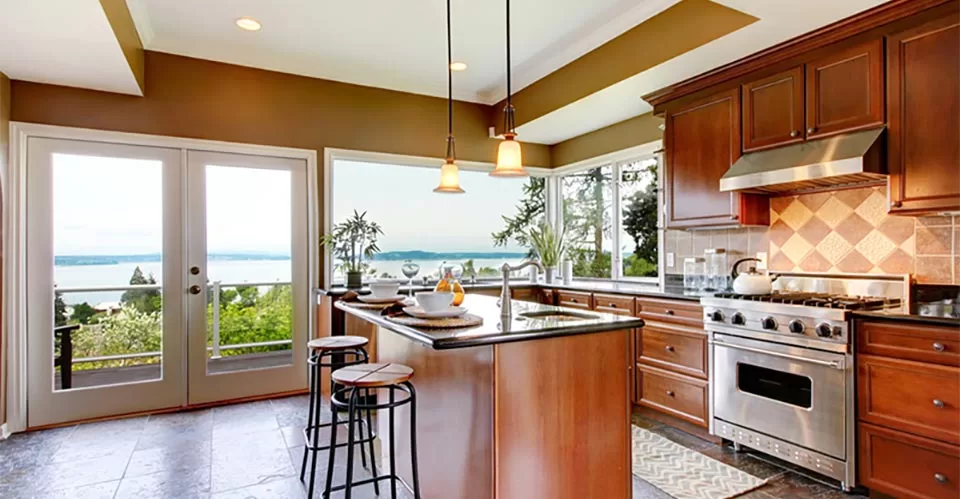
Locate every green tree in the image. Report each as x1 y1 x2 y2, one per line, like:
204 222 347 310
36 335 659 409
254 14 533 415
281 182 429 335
54 291 68 327
621 162 659 277
72 305 163 369
121 267 162 313
492 177 545 250
71 302 98 325
562 168 611 278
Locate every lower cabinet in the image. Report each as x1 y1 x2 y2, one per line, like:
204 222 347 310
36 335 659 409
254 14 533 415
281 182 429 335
859 422 959 499
636 364 708 427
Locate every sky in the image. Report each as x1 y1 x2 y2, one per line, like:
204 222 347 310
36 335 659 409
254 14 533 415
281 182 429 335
53 154 292 256
331 160 530 253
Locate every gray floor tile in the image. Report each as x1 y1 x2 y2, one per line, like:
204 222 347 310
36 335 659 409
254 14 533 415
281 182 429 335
632 476 672 499
211 429 295 493
115 470 211 499
39 480 120 499
125 440 212 478
212 401 279 437
211 476 306 499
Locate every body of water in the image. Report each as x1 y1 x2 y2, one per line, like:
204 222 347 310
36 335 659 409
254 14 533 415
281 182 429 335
55 257 527 305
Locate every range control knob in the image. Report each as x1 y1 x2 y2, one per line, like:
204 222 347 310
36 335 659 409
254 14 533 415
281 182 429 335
816 322 836 338
761 316 779 331
731 313 746 326
709 310 725 322
788 319 806 334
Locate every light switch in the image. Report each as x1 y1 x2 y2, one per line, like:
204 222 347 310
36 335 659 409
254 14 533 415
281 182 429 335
756 252 768 269
666 252 675 268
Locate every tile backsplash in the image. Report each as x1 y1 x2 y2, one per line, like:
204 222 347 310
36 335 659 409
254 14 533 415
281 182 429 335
663 185 959 284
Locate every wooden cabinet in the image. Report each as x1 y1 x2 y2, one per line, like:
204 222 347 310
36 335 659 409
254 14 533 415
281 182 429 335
742 66 805 151
856 318 960 497
860 423 960 499
636 297 704 328
637 364 708 427
664 88 769 229
593 293 636 316
638 323 708 379
805 39 885 139
556 290 592 310
887 14 960 214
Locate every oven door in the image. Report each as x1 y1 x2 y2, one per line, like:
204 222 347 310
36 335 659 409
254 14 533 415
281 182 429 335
711 333 847 459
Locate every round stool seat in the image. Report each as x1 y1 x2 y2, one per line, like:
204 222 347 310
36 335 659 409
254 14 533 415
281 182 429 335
332 363 414 388
307 336 368 351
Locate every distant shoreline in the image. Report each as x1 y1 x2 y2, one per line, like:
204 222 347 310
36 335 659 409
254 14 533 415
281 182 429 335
55 251 527 267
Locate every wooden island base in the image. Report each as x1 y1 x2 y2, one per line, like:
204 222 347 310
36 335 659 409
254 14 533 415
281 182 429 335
376 327 632 499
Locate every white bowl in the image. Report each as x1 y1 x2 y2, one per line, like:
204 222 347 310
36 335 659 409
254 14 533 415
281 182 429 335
369 281 400 298
415 291 453 313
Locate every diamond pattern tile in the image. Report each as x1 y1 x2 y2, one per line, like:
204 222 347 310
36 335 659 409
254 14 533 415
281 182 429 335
779 233 814 265
768 250 796 271
817 232 854 264
770 196 794 215
879 249 914 274
855 231 897 265
769 220 794 248
834 213 873 245
796 218 832 246
834 188 873 209
799 251 832 272
854 190 888 226
877 216 916 245
837 250 874 273
778 200 814 230
797 191 832 212
816 196 854 228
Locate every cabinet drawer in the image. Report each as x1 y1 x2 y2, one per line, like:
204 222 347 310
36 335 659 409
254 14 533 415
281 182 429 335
636 297 702 327
858 354 960 444
859 422 960 499
556 290 592 310
857 320 959 366
639 324 707 379
593 293 636 316
637 364 708 427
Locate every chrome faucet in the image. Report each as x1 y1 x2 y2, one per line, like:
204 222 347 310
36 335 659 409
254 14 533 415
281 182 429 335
499 260 545 319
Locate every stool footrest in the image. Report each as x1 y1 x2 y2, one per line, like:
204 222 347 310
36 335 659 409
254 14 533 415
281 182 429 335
324 474 416 496
302 420 376 451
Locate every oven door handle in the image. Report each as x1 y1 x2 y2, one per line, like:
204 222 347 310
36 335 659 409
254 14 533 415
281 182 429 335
711 338 845 370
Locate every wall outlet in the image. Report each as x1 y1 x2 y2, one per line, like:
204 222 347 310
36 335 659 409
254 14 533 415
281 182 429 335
666 252 675 268
756 252 768 270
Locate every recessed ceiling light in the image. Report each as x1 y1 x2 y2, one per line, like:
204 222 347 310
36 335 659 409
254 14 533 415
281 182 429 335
236 17 262 31
450 62 467 71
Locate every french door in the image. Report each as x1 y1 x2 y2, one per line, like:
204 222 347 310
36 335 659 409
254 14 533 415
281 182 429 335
25 138 309 427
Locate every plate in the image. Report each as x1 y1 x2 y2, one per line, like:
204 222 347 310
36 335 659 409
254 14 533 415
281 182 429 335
403 306 467 319
358 295 405 304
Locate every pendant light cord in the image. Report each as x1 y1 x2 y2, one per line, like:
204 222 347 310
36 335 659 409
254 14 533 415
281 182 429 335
502 0 515 135
445 0 456 160
506 0 511 106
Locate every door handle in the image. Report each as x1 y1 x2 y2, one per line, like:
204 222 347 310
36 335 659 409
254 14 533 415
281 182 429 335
190 266 201 275
933 399 945 409
189 285 202 295
711 338 845 370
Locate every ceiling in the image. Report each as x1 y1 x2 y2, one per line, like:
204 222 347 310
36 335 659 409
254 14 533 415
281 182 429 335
0 0 142 95
128 0 676 104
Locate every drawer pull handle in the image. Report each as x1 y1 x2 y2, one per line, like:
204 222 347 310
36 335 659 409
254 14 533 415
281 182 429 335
666 390 675 397
935 473 948 484
665 310 675 316
665 345 675 352
609 303 616 307
571 298 577 303
933 399 945 409
933 342 946 352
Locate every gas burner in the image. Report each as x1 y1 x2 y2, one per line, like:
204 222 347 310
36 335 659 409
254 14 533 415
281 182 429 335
711 292 900 310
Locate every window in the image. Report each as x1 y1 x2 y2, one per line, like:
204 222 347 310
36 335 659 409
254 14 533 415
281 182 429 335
558 153 660 281
329 159 545 285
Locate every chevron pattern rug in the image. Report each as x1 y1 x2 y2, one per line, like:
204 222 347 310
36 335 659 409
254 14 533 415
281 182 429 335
632 426 768 499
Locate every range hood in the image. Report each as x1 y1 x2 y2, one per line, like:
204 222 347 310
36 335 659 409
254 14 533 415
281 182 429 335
720 128 886 194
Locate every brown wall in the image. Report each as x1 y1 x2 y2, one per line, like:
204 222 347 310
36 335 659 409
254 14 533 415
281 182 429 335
550 112 662 166
1 70 9 426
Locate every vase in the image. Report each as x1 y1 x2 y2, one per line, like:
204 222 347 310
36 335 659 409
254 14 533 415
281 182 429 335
346 271 363 289
563 260 573 285
528 266 540 283
545 267 557 284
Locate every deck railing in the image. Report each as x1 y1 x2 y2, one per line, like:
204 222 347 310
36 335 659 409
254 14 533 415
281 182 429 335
56 281 293 365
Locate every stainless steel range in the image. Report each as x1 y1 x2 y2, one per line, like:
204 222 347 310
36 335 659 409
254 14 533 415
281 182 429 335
701 273 909 491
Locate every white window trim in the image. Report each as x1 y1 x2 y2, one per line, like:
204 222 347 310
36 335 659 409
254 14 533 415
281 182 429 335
551 140 663 284
3 122 319 436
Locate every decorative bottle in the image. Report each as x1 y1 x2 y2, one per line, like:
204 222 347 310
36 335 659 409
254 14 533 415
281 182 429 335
435 262 465 306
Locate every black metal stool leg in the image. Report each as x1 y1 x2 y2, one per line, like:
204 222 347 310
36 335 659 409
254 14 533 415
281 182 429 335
406 382 422 499
300 357 318 482
308 371 327 499
320 391 340 499
344 388 359 499
389 386 397 499
364 387 380 495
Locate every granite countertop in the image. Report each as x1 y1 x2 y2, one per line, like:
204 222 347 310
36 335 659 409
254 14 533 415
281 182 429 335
853 310 960 328
335 294 645 350
319 280 708 302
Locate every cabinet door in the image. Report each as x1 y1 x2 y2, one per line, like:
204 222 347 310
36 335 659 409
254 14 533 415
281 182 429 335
805 39 884 139
665 88 768 228
887 14 960 214
742 66 805 152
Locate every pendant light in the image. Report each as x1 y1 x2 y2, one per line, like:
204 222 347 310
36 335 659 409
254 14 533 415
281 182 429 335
434 0 465 193
491 0 527 177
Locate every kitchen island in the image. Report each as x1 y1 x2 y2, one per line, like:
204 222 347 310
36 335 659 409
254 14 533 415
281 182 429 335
336 294 644 499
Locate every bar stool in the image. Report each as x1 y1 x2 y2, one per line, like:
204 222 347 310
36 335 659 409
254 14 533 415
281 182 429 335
324 363 421 499
300 336 377 499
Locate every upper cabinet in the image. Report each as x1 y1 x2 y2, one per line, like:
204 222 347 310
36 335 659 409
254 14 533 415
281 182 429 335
664 88 769 229
742 67 805 152
886 14 960 214
805 39 885 139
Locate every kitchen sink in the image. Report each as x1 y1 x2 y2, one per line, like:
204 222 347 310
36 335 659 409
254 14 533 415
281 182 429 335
516 310 598 322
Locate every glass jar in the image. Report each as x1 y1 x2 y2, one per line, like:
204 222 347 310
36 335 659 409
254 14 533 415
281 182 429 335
705 248 729 291
683 257 705 290
435 262 465 306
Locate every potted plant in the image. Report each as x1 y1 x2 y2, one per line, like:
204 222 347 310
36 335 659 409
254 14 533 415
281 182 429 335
528 222 566 283
322 210 384 289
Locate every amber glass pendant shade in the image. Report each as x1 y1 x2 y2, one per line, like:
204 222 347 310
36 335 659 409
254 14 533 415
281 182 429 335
491 134 526 177
433 158 465 193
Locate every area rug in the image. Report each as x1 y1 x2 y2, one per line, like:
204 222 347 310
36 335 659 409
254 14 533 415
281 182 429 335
632 426 768 499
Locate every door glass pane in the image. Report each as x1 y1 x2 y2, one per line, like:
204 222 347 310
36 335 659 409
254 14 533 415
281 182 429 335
561 165 612 278
737 362 812 408
619 158 659 278
205 165 293 374
52 154 164 390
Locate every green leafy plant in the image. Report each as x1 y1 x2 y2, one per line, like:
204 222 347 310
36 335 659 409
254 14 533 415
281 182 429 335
321 210 384 273
528 222 567 268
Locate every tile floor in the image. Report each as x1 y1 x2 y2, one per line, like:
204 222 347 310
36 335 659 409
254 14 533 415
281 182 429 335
0 395 866 498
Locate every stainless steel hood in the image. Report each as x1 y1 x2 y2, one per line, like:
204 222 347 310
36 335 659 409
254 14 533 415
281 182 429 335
720 128 885 194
